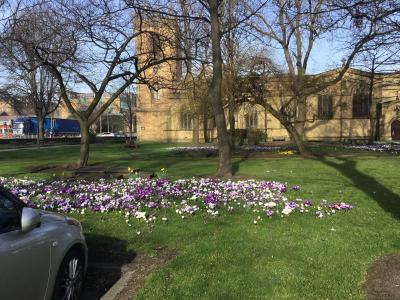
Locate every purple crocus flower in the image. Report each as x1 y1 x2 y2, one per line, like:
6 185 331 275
292 185 301 191
303 200 313 207
339 202 353 210
147 201 158 209
265 210 274 217
203 192 218 208
287 201 298 209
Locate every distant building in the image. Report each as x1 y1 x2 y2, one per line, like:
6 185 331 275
0 92 127 135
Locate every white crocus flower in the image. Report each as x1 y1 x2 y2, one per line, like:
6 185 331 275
134 211 147 220
281 207 293 215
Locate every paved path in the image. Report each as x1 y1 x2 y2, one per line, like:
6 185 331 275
0 144 79 152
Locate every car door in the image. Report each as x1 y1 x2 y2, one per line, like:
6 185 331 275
0 191 51 300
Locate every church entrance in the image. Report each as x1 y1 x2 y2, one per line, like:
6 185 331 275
391 120 400 140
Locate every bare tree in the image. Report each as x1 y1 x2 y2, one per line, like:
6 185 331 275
0 5 63 143
126 0 267 177
0 3 74 141
223 0 242 147
221 3 274 148
250 0 397 153
205 0 232 176
2 1 187 167
0 66 60 142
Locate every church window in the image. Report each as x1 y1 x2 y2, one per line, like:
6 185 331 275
150 33 162 59
317 95 333 119
245 110 258 128
180 111 192 129
352 93 370 118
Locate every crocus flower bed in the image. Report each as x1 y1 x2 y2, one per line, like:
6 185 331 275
237 145 293 152
0 176 353 227
344 144 400 153
167 145 293 153
166 146 218 152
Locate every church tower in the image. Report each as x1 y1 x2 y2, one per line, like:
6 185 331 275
134 14 193 142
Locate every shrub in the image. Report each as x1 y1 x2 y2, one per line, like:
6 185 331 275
246 129 266 145
233 129 247 146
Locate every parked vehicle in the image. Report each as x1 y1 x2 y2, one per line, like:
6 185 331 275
97 132 115 137
12 117 80 137
0 186 87 300
114 131 126 138
0 122 13 139
0 117 14 139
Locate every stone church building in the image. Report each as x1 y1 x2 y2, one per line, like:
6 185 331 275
134 22 400 144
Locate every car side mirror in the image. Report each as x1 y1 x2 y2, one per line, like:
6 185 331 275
21 207 41 233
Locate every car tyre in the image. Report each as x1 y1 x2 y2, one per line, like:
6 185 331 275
52 249 84 300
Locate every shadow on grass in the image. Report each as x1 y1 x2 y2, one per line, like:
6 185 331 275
232 152 250 175
81 233 136 300
319 155 400 220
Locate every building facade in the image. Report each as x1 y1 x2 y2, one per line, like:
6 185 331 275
133 16 400 143
135 60 400 143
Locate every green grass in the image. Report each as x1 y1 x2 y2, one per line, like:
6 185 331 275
1 142 400 299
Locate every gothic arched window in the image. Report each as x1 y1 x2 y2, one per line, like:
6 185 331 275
352 83 370 118
180 111 192 129
245 110 258 128
318 95 333 119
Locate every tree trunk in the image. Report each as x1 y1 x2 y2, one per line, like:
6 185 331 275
78 121 90 168
286 124 307 154
208 0 232 178
262 101 307 154
368 115 375 144
294 96 307 138
37 114 45 143
229 99 235 148
129 113 133 141
192 115 199 145
208 0 231 177
375 103 382 141
294 96 307 153
290 129 306 154
203 115 210 143
368 74 375 144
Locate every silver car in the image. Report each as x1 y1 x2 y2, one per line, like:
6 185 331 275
0 186 88 300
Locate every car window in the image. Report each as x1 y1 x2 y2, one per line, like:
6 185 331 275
0 194 20 234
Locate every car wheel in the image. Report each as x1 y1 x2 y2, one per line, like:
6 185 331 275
53 250 84 300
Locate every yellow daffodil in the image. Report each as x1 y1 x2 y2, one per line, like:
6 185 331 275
278 150 296 155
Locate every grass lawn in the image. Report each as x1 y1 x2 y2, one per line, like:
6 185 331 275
1 142 400 299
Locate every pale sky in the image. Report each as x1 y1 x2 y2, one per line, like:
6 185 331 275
306 40 345 74
267 36 350 75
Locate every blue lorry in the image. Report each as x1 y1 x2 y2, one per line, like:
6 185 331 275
12 117 80 137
